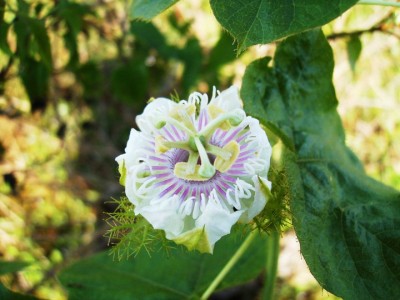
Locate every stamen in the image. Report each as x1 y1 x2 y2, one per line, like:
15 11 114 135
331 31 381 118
155 135 191 153
155 116 195 136
200 108 245 138
188 135 206 152
194 136 216 178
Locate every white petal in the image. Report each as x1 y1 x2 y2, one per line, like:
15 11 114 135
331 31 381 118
245 117 272 174
138 196 184 237
240 175 271 223
124 168 142 207
195 198 242 252
210 85 242 111
115 153 125 167
123 129 149 167
136 98 176 135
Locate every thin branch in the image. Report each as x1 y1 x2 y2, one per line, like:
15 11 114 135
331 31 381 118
327 11 400 40
327 26 382 40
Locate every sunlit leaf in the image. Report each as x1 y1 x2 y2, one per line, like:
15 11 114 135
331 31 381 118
241 29 400 299
0 21 12 56
130 0 180 20
210 0 358 52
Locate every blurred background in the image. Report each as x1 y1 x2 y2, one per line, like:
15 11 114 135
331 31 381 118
0 0 399 299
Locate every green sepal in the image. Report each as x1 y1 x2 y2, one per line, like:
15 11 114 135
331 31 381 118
172 227 212 254
258 176 273 199
118 160 127 186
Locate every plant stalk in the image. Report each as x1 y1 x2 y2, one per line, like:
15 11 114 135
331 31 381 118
200 230 258 300
358 0 400 7
262 229 280 300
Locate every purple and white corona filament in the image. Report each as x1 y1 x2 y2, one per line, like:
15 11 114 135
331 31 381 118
116 86 272 253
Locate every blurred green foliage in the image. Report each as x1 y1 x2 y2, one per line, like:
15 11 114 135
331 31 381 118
0 1 240 298
0 0 238 113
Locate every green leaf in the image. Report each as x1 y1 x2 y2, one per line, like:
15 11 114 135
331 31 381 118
130 21 179 59
0 283 37 300
210 0 359 52
28 17 53 69
13 17 30 61
14 17 52 68
241 30 400 299
75 61 102 98
20 57 50 111
130 0 180 20
207 31 237 70
179 37 202 93
347 35 362 72
111 58 148 105
0 21 12 56
59 230 266 300
0 260 29 276
55 0 94 67
56 0 93 35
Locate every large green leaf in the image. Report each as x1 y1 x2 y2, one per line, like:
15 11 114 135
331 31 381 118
130 0 180 20
241 30 400 299
210 0 358 52
59 230 266 299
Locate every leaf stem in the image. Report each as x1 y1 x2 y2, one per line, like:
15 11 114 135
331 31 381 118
358 0 400 7
262 229 280 300
200 230 258 300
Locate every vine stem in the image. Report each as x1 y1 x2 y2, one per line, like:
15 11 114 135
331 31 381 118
200 230 258 300
358 0 400 7
262 229 280 300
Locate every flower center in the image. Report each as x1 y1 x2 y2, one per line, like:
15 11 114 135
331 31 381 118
155 104 244 181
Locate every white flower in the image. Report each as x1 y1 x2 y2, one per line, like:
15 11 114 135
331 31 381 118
116 86 272 253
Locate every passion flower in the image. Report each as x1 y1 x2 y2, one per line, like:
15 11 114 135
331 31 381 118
116 86 272 253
